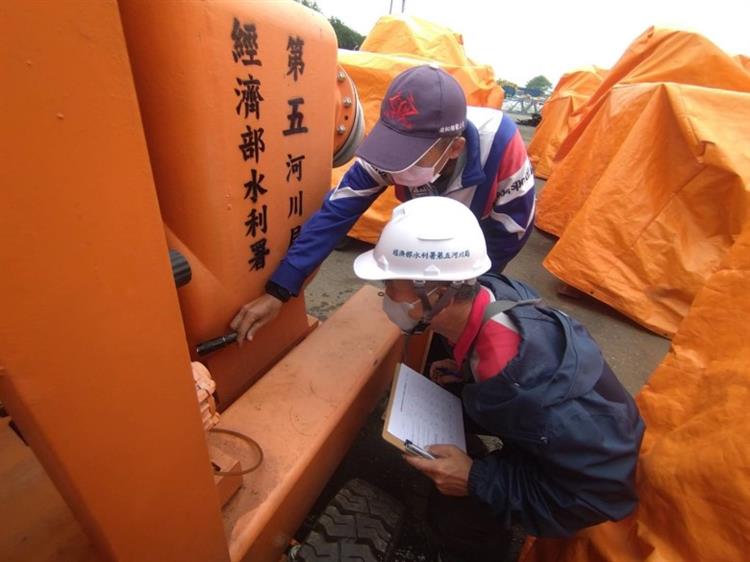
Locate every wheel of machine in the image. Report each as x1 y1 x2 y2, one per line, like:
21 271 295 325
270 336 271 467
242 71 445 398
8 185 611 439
294 479 405 562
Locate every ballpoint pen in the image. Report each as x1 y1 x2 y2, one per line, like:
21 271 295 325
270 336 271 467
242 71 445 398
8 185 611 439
404 439 437 460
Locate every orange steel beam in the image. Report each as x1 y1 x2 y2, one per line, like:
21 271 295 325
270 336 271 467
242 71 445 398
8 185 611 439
0 2 229 561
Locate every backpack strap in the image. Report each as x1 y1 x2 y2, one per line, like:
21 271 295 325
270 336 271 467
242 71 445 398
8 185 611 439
481 298 541 324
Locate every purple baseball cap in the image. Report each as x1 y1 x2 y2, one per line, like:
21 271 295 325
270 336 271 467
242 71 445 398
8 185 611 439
356 64 467 173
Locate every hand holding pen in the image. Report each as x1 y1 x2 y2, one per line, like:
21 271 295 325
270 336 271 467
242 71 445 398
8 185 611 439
402 443 472 496
429 358 463 386
404 439 437 460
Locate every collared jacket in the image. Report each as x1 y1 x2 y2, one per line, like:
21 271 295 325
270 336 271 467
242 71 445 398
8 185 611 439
464 274 645 537
270 107 535 295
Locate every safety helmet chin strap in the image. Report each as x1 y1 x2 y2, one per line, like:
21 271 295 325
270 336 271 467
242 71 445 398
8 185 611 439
408 279 471 334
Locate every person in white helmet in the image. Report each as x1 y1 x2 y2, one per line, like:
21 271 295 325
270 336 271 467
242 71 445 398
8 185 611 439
354 196 644 561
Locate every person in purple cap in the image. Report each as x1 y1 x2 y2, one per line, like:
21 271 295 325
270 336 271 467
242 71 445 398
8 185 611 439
231 64 535 343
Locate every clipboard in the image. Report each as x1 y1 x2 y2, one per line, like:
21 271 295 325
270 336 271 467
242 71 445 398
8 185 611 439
382 362 466 454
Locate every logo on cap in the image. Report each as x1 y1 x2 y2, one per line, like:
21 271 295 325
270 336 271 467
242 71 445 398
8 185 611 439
384 91 419 129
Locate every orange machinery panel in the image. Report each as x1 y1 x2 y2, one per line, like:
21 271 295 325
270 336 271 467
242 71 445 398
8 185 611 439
0 1 229 561
118 0 339 408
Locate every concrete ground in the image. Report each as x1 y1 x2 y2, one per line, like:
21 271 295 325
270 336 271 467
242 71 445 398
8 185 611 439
298 123 670 560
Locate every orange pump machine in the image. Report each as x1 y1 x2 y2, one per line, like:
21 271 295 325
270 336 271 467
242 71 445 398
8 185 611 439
0 2 408 561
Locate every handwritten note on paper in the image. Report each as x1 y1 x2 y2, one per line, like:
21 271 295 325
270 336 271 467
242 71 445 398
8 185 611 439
383 363 466 452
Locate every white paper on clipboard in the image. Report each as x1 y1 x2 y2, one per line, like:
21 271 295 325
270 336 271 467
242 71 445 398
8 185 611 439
383 363 466 453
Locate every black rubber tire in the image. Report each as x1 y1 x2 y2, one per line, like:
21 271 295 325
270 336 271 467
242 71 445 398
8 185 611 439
295 478 405 562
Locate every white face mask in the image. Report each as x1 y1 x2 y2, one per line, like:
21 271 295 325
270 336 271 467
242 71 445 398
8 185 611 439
382 289 437 333
391 141 452 187
382 294 421 332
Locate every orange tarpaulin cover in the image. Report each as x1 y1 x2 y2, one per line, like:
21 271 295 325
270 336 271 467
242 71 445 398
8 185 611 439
334 16 504 243
551 27 750 171
538 83 750 337
360 15 466 66
521 218 750 562
527 66 607 179
356 16 504 108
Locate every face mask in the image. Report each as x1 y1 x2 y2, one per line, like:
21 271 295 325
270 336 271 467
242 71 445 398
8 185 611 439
391 164 439 187
382 294 421 332
382 289 437 333
391 141 452 187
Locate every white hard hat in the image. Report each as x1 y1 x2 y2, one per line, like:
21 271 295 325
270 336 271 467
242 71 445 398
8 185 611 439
353 196 492 281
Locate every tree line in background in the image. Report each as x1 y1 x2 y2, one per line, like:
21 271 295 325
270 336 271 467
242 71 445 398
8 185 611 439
295 0 365 50
498 75 552 97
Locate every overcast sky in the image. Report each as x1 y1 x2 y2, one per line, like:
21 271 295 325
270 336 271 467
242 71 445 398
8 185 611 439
313 0 750 86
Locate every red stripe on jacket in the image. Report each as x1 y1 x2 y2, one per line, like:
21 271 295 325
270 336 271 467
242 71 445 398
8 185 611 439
453 287 521 382
481 130 529 218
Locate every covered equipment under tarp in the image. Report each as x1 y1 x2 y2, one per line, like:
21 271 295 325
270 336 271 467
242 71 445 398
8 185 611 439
540 83 750 336
527 65 608 179
551 27 750 173
533 26 750 336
